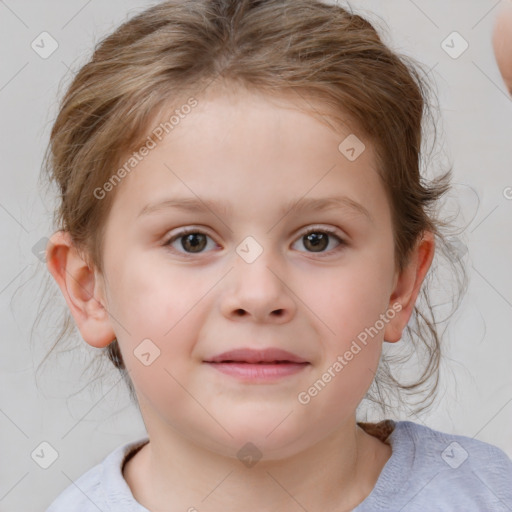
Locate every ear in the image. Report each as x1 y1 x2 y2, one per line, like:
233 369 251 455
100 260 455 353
384 230 435 343
45 230 115 348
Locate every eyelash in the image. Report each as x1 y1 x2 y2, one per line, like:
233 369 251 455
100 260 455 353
163 226 346 258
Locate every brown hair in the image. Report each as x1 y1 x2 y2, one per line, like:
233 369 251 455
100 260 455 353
35 0 467 414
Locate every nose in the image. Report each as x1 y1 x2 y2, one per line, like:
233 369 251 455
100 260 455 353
220 251 297 324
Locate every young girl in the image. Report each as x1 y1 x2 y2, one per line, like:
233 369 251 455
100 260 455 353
41 0 512 510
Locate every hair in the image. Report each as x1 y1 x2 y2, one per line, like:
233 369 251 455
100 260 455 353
35 0 467 415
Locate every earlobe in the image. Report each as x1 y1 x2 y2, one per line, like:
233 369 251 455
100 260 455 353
45 230 115 348
384 231 436 343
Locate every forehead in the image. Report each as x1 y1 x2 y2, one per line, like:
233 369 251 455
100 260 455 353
109 86 387 223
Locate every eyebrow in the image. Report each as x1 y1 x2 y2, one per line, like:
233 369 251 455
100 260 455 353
137 195 373 223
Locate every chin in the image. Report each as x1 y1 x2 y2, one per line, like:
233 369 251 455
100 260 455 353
207 415 314 461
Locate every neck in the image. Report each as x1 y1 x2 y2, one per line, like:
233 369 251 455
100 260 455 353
124 417 392 512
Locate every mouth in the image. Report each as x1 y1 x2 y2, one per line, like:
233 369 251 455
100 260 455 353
204 348 310 381
204 347 309 364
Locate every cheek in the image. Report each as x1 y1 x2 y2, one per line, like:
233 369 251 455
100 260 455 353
303 251 394 340
293 248 393 404
113 262 211 416
105 256 208 375
297 269 387 414
109 252 198 330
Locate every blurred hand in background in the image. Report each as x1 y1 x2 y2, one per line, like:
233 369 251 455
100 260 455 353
493 1 512 95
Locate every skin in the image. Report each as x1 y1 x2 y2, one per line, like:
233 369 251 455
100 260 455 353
493 1 512 95
46 84 434 512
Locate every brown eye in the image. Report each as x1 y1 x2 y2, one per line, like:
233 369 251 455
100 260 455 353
180 232 207 253
304 232 329 252
164 229 216 255
293 228 345 255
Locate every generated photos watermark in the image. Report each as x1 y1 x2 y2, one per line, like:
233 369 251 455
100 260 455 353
297 301 403 405
93 97 198 200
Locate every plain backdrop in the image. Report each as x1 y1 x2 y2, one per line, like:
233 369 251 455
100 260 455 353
1 1 511 511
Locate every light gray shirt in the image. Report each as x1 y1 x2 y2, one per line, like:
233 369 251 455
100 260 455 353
46 420 512 511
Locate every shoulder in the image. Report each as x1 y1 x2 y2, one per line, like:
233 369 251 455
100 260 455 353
46 437 150 512
387 421 512 510
45 462 104 512
396 420 512 472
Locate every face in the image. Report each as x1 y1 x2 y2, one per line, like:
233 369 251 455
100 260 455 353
79 87 403 459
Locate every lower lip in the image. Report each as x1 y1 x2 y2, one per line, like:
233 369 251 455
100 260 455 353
205 362 309 381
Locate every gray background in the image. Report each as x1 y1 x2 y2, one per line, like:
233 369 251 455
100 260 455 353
1 1 511 511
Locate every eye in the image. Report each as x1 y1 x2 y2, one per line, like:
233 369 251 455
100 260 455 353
163 228 218 255
292 227 346 255
163 226 346 257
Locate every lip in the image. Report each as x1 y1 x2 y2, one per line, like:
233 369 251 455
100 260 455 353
204 348 309 364
205 362 309 381
203 348 310 382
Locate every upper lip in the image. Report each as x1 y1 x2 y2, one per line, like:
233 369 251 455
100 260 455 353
205 348 309 364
